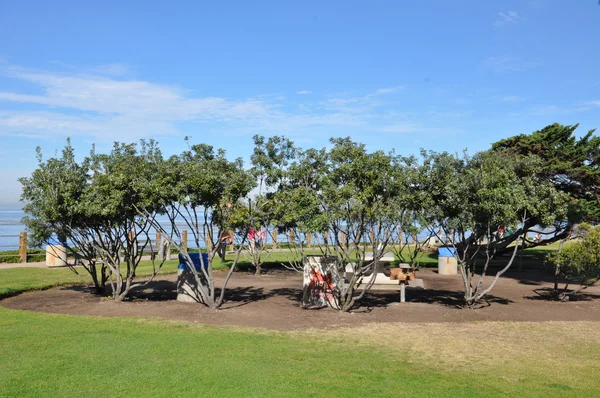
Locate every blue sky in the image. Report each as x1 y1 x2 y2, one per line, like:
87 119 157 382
0 0 599 205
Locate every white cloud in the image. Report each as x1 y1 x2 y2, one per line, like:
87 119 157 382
495 11 521 26
0 65 439 144
483 56 539 72
0 67 284 140
500 95 527 102
582 100 600 108
529 100 600 116
296 90 312 95
367 86 404 97
379 122 429 134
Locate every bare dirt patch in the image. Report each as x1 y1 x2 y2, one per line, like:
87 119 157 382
2 269 600 330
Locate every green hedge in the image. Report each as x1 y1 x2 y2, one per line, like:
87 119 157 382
0 249 45 263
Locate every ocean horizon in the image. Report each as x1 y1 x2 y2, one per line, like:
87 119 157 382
0 205 452 252
0 207 25 251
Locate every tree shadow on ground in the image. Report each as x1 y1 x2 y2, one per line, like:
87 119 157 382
360 288 513 310
217 287 301 309
486 268 560 286
525 287 600 302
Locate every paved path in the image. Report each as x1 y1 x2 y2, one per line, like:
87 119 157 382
0 261 48 270
0 255 159 270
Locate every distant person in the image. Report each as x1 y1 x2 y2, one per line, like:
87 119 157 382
217 231 232 261
257 229 267 249
497 227 505 240
533 233 542 243
248 227 256 251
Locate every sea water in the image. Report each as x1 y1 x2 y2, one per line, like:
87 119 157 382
0 206 436 251
0 207 25 250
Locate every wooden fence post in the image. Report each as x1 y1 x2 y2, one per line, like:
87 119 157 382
182 230 188 253
19 232 27 263
306 232 311 248
272 229 277 249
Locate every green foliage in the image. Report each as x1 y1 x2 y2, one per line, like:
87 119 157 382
19 139 88 246
424 150 568 234
250 135 296 192
492 123 600 223
422 150 570 305
548 224 600 297
19 139 166 298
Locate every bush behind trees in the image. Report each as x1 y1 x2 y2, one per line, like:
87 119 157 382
547 224 600 301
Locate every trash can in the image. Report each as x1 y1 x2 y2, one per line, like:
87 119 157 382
177 253 209 302
438 247 457 275
46 237 67 267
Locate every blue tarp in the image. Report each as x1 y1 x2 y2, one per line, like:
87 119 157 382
438 247 457 257
178 252 209 271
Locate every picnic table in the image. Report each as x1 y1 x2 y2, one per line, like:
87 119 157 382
345 253 421 302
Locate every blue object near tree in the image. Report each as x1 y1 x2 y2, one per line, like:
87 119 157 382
178 252 209 271
438 247 457 257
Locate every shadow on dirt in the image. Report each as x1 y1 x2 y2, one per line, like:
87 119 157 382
525 287 600 302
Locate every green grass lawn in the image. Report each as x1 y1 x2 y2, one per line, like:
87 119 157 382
0 307 598 397
1 243 598 396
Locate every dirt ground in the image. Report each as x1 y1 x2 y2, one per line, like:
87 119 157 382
3 268 600 330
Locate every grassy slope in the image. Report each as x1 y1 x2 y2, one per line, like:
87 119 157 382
0 307 598 397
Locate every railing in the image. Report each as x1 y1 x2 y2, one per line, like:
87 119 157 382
0 232 40 263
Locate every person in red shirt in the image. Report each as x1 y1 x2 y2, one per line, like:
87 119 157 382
247 227 256 251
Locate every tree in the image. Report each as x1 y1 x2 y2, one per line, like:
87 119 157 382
284 138 401 311
20 141 108 293
547 224 600 301
20 140 167 300
244 135 297 275
387 155 432 267
492 123 600 251
268 147 329 273
83 141 167 300
423 150 569 307
138 141 255 308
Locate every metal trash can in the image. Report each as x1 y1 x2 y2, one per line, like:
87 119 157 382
437 247 457 275
46 237 67 267
177 253 209 302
